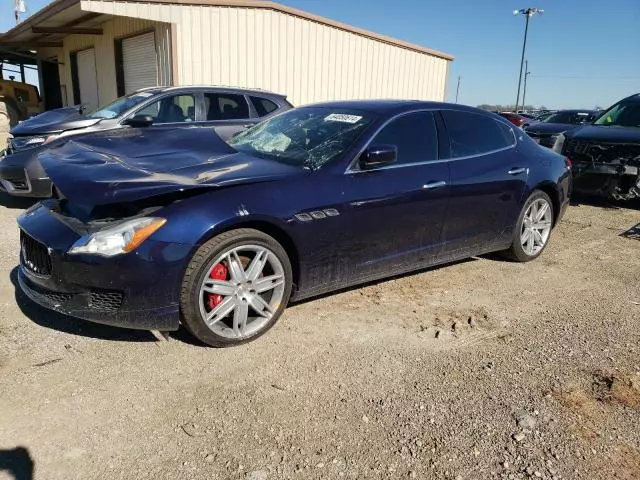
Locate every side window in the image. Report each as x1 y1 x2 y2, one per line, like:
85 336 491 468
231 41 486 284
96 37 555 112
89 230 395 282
368 111 438 165
250 96 278 117
204 93 250 120
135 94 195 124
442 110 515 158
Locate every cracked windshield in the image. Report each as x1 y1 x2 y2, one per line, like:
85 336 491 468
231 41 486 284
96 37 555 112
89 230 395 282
229 107 375 169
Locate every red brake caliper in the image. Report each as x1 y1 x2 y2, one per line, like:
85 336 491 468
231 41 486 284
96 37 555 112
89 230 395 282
207 263 229 310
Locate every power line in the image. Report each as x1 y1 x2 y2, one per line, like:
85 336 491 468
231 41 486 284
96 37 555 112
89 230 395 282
530 75 640 80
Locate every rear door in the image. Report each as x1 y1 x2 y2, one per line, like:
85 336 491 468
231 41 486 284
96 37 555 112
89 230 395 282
439 110 526 259
199 92 255 140
339 111 450 280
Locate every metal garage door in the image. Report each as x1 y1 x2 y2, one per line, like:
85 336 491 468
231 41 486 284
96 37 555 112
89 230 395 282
122 32 159 94
76 48 99 112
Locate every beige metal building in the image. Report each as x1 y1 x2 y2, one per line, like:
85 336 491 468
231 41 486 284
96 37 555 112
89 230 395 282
0 0 453 112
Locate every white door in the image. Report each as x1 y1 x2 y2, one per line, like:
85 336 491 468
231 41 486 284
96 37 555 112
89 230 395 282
76 48 99 112
122 32 159 94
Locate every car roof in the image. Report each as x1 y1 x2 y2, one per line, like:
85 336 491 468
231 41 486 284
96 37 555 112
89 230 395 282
300 100 490 116
150 85 287 98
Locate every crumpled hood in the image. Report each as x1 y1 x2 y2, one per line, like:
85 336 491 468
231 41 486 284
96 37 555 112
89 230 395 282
525 122 582 135
39 127 306 205
11 106 101 136
566 125 640 144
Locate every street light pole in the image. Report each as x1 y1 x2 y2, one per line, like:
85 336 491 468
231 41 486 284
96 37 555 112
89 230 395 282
514 8 543 112
522 61 530 111
455 76 461 103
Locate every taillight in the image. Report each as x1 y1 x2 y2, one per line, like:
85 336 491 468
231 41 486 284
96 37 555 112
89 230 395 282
564 156 572 169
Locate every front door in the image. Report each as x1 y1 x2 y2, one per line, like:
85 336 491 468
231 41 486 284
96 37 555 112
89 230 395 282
339 111 450 281
439 110 527 259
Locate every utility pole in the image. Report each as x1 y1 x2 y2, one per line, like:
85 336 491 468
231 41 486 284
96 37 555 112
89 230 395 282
455 76 461 103
522 61 530 112
514 8 543 112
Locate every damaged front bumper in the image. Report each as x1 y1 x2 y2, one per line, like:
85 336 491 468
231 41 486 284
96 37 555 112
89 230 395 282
17 201 194 331
565 140 640 200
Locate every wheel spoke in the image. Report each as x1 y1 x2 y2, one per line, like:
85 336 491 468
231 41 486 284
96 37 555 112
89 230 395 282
253 274 284 293
245 249 268 281
206 295 236 325
202 279 236 296
247 292 273 318
534 202 549 222
533 229 544 247
526 231 535 253
233 299 249 337
521 228 532 246
227 250 246 282
530 202 538 222
533 221 551 230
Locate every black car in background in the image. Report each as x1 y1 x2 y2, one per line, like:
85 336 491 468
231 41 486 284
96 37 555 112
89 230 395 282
554 93 640 200
524 109 598 148
0 86 291 197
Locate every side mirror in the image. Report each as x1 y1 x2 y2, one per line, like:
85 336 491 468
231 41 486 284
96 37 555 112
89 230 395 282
359 145 397 170
123 115 154 128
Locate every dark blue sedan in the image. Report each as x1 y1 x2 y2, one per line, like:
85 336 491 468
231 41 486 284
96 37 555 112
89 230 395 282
17 101 571 347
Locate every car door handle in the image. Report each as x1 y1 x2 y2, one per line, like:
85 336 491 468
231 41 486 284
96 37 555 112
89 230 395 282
422 181 447 190
508 167 527 175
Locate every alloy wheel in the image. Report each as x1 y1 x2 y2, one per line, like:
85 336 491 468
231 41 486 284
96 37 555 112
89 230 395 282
520 198 552 256
198 244 285 339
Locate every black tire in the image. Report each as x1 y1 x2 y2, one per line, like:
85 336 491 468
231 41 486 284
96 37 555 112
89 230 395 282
504 190 554 262
180 228 293 347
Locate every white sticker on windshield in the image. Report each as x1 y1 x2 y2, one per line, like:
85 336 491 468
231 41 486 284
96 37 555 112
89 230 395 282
325 113 363 124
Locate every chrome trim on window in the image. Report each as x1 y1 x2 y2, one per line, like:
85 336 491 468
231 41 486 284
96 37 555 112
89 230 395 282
344 108 517 175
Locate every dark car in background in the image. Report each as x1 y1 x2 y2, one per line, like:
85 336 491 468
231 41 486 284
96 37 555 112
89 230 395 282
554 93 640 200
17 101 571 347
524 109 598 148
0 86 291 197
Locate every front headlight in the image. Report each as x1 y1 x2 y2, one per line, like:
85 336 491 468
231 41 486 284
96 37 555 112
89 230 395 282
552 133 565 153
68 217 166 257
12 135 58 150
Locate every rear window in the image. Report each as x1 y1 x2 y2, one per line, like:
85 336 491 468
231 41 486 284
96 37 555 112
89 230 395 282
442 110 515 158
204 93 250 120
250 96 279 117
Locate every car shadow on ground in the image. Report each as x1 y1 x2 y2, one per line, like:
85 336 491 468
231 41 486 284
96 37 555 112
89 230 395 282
290 257 477 306
0 193 39 211
10 259 480 347
570 193 640 211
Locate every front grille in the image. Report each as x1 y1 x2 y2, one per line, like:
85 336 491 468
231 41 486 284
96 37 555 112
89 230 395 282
20 231 52 276
89 290 124 312
21 274 125 313
25 279 72 304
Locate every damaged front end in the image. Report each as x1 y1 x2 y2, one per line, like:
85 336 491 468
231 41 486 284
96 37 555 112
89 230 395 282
562 138 640 200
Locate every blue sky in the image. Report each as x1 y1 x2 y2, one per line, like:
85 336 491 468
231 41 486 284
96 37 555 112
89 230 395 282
3 0 639 109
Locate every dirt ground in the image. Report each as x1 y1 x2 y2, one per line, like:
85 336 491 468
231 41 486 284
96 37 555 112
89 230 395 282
0 194 638 480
